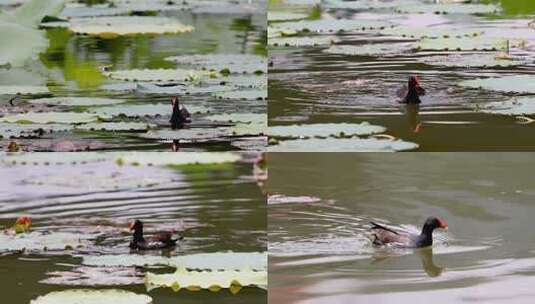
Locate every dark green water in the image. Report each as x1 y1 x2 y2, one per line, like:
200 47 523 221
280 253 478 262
268 153 535 304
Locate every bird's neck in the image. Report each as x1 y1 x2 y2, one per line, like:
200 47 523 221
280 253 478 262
133 227 145 242
417 226 434 247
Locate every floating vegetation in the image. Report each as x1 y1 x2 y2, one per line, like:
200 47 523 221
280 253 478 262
380 26 483 39
268 12 308 22
165 54 267 74
213 89 267 100
268 194 322 205
88 104 210 118
420 54 525 68
269 137 419 152
103 68 215 83
476 97 535 116
324 43 413 56
30 289 152 304
141 128 228 141
0 85 49 95
459 75 535 94
28 97 124 107
414 37 510 51
394 3 500 15
272 19 393 34
1 112 109 124
0 231 91 253
0 122 72 139
269 36 340 47
113 152 243 166
75 122 153 132
269 122 386 138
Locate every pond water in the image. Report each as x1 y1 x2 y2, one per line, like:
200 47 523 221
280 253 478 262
268 153 535 304
268 0 535 151
0 0 267 152
0 153 266 303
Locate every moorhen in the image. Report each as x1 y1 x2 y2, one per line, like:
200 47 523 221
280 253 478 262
397 75 426 104
370 217 448 248
170 96 191 129
129 219 181 250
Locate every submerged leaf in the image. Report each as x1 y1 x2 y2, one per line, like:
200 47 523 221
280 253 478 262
269 137 419 152
459 75 535 94
269 122 386 138
30 289 152 304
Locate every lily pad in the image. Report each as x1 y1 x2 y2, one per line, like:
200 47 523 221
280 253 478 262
0 152 113 165
476 97 535 116
324 43 412 56
213 89 267 100
215 75 267 89
145 268 267 293
141 128 228 141
268 194 321 205
165 54 267 74
42 266 143 286
324 0 418 10
0 85 49 95
459 75 535 94
82 252 267 271
30 289 152 304
272 19 393 33
88 104 210 118
380 26 483 39
113 152 242 166
414 37 508 51
104 68 214 83
269 137 419 152
75 122 153 132
101 82 232 95
1 112 109 124
394 3 499 15
268 12 308 22
0 231 91 253
206 113 266 124
269 122 386 138
68 16 194 38
28 97 124 106
269 36 340 47
420 54 526 67
0 122 72 138
224 115 267 136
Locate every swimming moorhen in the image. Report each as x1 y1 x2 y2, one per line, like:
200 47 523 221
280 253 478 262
170 96 191 129
370 217 448 248
129 219 181 250
397 75 426 104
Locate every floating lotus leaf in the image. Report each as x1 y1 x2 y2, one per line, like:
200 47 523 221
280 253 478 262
190 1 264 15
0 152 113 165
145 268 267 293
0 22 48 67
30 289 152 304
141 128 228 141
269 36 339 47
205 113 266 123
231 137 267 151
324 0 418 10
267 26 298 38
394 3 499 15
268 194 321 205
0 85 49 95
324 43 412 56
0 231 91 253
380 26 482 39
213 89 267 100
1 112 109 124
269 137 419 152
41 266 143 286
420 54 525 67
75 122 153 132
113 152 242 166
476 97 535 116
83 252 267 270
28 97 124 106
165 54 267 74
215 75 267 89
69 16 194 37
269 122 386 138
272 19 393 33
101 82 232 95
0 122 72 138
459 75 535 94
1 0 65 28
109 0 188 13
414 37 507 51
89 104 210 118
268 12 308 22
225 115 267 136
104 68 214 83
59 4 131 18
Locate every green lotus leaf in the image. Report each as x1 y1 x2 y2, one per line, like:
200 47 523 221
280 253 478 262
190 1 264 15
0 231 92 253
1 112 109 124
30 289 152 304
0 152 113 165
269 137 419 152
459 75 535 93
205 113 266 123
380 26 483 39
214 75 267 89
394 3 500 15
414 37 508 51
267 26 298 39
140 128 228 141
0 122 72 138
476 97 535 115
0 85 49 95
324 0 418 10
272 19 393 33
213 89 267 100
165 54 267 74
82 252 267 271
101 82 232 95
218 114 267 136
28 97 124 106
88 104 210 118
113 152 242 166
104 68 214 83
145 268 267 293
269 36 340 47
75 122 153 132
420 54 525 68
269 122 386 138
59 4 132 19
268 12 308 22
109 0 189 13
69 16 194 37
324 43 412 56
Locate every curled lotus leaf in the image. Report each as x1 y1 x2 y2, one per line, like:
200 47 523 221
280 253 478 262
104 68 215 83
68 16 194 38
414 37 509 51
380 26 483 39
75 122 153 132
30 289 152 304
324 43 412 56
272 19 393 33
0 123 72 138
420 54 526 67
0 85 49 95
269 36 340 47
476 97 535 116
268 12 308 22
269 137 419 152
459 75 535 94
28 97 124 106
165 54 267 74
88 104 210 118
1 112 109 124
269 122 386 138
213 89 267 100
113 152 242 166
394 3 500 15
145 268 267 293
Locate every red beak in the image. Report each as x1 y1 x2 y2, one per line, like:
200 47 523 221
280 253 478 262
128 220 135 231
438 218 448 229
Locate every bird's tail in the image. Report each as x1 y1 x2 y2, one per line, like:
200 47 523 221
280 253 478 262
370 221 399 235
